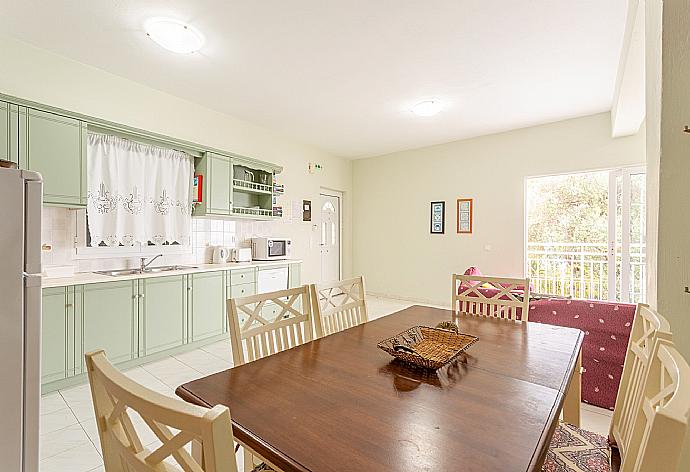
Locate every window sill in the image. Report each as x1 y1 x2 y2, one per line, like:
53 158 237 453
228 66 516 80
74 244 192 260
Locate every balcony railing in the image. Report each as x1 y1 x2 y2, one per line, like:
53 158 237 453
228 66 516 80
527 242 646 303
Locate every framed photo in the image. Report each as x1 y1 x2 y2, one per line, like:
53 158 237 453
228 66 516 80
456 198 473 234
430 201 445 234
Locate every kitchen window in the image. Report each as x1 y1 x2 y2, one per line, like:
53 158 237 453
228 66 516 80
74 133 194 258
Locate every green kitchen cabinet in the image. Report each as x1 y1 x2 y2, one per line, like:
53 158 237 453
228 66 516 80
189 271 226 342
41 287 68 384
288 263 301 288
0 102 9 163
140 276 186 356
82 281 136 365
22 108 86 207
193 152 232 217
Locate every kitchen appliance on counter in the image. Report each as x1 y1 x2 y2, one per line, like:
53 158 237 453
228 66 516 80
251 237 292 261
230 247 252 263
212 246 231 264
0 168 41 472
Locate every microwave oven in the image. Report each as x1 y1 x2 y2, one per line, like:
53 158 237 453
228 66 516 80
251 237 292 260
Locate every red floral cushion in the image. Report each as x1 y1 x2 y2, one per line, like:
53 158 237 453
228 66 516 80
542 423 611 472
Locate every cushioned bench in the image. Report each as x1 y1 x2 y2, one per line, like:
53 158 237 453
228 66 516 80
527 297 635 410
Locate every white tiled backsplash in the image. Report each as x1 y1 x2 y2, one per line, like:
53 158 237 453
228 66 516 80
41 207 288 272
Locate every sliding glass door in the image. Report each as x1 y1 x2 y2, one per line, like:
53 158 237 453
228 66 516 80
526 167 646 303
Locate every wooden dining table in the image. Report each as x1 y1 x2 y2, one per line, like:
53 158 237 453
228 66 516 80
176 305 583 472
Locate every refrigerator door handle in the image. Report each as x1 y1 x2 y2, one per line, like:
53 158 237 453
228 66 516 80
24 178 42 275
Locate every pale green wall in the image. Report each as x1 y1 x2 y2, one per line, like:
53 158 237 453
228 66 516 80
353 113 645 305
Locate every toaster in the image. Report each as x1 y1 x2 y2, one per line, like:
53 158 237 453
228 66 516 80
230 247 252 263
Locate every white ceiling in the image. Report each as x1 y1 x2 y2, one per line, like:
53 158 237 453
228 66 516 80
0 1 628 158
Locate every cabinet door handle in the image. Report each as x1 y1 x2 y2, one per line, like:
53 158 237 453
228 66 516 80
65 303 73 308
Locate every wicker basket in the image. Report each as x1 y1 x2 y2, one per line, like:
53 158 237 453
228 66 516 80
377 326 479 370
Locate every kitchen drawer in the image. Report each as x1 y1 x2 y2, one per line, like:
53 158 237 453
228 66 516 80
261 302 283 322
229 268 256 286
229 282 256 299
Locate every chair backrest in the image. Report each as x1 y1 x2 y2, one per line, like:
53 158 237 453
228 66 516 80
452 274 531 321
620 339 690 472
85 350 237 472
310 276 368 338
610 304 672 455
227 285 313 365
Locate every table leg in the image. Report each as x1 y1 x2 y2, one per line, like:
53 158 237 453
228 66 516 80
563 349 582 427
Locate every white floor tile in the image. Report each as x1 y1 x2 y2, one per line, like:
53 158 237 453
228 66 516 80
200 340 234 363
141 356 204 389
40 407 79 436
39 442 102 472
174 348 233 375
39 423 91 461
123 366 175 396
40 392 68 416
59 384 95 421
80 418 102 454
581 407 612 436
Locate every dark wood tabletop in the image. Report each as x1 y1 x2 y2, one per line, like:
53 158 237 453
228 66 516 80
176 305 583 472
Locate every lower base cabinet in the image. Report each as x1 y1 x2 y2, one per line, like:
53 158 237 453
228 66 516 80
141 276 186 356
189 272 226 342
41 264 301 392
41 287 68 384
82 281 136 366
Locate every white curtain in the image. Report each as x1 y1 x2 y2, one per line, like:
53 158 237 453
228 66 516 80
86 134 193 247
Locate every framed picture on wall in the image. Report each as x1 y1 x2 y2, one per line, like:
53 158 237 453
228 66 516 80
457 198 473 234
430 201 445 234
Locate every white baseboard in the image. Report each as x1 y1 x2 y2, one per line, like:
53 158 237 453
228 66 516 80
368 291 450 308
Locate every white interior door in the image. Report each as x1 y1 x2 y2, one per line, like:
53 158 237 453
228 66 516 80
320 193 341 283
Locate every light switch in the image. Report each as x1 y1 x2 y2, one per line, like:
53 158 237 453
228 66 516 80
484 244 492 251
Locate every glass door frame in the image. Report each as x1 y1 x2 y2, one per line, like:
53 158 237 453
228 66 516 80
607 165 646 302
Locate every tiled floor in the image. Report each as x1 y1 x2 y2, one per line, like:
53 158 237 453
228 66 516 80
38 296 613 471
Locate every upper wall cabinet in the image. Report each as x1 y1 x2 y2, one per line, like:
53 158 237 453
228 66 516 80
193 152 232 217
231 159 275 218
0 102 20 166
0 102 10 164
192 153 280 220
1 94 283 216
19 108 87 207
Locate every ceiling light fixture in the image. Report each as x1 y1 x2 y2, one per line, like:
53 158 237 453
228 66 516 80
411 99 443 117
145 18 204 54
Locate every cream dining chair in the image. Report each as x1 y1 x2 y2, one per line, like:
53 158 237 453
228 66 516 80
227 286 312 471
543 305 685 472
452 273 531 321
85 350 276 472
609 304 672 457
227 285 313 366
310 276 368 338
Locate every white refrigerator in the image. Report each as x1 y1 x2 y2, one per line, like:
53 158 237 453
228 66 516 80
0 168 42 472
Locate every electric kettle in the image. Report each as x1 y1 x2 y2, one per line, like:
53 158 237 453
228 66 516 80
212 246 230 264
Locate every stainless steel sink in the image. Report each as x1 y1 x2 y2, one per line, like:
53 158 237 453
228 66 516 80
145 265 198 273
94 265 198 277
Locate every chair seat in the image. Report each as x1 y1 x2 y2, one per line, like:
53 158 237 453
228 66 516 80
542 423 612 472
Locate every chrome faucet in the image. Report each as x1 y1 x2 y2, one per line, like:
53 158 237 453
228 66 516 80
140 254 164 272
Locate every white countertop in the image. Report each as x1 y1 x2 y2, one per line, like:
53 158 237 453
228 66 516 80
42 260 302 288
